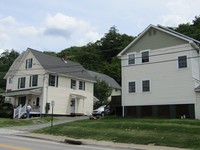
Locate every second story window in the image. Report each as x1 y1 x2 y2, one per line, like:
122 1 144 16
128 53 135 65
18 77 26 89
49 74 58 87
79 81 85 90
8 78 13 84
30 75 38 87
71 79 76 89
142 80 150 92
141 51 149 63
178 56 187 69
26 58 33 69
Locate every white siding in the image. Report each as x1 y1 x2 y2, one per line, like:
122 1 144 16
46 75 94 115
121 44 196 107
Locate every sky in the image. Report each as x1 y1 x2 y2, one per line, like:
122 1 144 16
0 0 200 54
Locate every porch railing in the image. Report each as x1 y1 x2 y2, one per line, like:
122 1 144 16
13 104 27 118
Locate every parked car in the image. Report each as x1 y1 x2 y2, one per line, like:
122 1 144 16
92 105 106 116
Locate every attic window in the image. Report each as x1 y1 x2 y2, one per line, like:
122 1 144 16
148 29 156 36
26 58 33 69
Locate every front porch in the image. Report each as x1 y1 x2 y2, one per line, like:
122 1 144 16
2 88 43 118
70 93 86 116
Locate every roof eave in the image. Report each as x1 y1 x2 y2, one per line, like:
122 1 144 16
117 24 156 57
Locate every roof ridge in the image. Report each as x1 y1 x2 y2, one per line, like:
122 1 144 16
157 24 200 44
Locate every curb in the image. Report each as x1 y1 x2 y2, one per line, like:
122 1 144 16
64 138 82 145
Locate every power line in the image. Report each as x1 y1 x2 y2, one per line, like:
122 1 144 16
120 48 197 61
122 54 200 68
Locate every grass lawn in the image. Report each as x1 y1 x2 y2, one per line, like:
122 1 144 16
34 116 200 149
0 117 54 128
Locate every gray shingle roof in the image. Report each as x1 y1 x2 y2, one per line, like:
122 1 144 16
28 48 94 82
88 70 121 89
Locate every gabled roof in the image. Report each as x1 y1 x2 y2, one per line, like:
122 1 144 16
28 48 94 82
88 70 121 89
118 24 200 57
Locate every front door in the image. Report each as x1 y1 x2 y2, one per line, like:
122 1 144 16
18 96 26 106
71 99 75 113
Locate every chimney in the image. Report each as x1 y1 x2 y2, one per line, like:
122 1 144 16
62 53 68 63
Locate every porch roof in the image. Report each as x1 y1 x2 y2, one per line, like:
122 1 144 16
2 88 42 97
70 93 86 99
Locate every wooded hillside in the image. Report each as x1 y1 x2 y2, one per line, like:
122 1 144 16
0 16 200 92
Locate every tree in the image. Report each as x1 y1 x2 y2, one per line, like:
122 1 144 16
175 16 200 41
0 49 19 91
94 78 112 108
95 26 134 62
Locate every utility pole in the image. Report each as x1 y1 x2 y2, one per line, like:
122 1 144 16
51 101 55 127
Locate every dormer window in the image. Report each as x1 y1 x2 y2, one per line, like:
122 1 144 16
26 58 33 69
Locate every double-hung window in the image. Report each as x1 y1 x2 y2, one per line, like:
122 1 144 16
71 79 76 89
178 56 187 69
18 77 26 89
79 81 85 90
141 51 149 63
26 58 33 69
49 74 58 87
128 81 136 93
30 75 38 87
142 80 150 92
128 53 135 65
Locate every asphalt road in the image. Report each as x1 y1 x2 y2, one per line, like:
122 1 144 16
0 135 134 150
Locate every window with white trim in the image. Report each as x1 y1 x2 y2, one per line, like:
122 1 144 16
128 81 136 93
18 77 26 89
49 74 58 87
141 51 149 63
71 79 76 89
9 78 13 84
178 56 187 69
26 58 33 69
128 53 135 65
79 81 85 90
30 75 38 87
142 80 150 92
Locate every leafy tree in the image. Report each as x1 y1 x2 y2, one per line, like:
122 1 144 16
94 78 112 108
95 26 134 62
175 16 200 41
58 26 134 85
0 49 19 91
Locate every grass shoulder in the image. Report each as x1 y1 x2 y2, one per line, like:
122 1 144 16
0 117 56 128
34 116 200 149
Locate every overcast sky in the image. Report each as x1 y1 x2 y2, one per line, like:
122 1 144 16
0 0 200 54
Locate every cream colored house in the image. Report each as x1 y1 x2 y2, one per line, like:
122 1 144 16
88 70 121 102
118 24 200 119
3 48 95 117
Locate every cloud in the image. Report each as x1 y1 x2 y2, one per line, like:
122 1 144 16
43 13 101 42
160 0 200 26
0 13 101 52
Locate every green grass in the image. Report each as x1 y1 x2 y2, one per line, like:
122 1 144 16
0 117 54 128
34 117 200 149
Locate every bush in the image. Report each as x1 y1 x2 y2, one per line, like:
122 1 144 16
0 103 14 118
